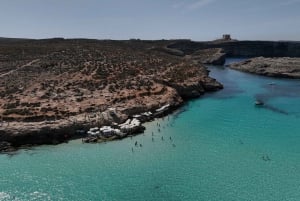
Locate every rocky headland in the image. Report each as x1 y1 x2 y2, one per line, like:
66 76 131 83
168 40 300 58
229 57 300 78
186 48 226 65
0 38 223 152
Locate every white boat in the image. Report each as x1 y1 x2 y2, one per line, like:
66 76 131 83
255 100 264 106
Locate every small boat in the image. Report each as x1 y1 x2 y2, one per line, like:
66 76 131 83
255 100 264 106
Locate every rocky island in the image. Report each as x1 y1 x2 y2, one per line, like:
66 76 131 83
0 38 223 152
229 57 300 78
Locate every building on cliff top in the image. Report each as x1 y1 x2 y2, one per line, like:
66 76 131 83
222 34 231 40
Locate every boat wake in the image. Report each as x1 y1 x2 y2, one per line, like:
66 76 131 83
262 104 289 115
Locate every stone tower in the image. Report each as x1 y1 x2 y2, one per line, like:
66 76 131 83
222 34 231 40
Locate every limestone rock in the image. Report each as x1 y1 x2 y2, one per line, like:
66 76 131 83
229 57 300 78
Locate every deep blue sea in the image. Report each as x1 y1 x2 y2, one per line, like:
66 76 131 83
1 59 300 201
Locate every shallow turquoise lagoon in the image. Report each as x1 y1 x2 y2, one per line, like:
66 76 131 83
1 59 300 201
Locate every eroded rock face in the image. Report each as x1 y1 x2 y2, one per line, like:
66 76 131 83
188 48 226 65
159 78 223 99
168 40 300 58
229 57 300 78
0 141 13 152
0 39 223 150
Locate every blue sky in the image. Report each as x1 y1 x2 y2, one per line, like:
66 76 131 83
0 0 300 41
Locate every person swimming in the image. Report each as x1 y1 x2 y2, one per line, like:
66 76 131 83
262 155 271 161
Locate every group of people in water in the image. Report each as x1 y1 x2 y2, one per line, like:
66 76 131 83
262 155 271 162
131 115 176 152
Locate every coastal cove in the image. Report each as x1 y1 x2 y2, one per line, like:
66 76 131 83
1 59 300 201
0 39 223 151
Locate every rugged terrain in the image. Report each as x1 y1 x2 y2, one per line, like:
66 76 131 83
229 57 300 78
168 40 300 58
186 48 226 65
0 38 223 151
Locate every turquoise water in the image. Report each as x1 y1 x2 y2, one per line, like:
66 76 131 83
1 59 300 201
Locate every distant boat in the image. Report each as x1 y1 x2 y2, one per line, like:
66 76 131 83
255 100 264 106
268 82 276 85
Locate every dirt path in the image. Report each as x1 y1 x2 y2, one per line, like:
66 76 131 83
0 59 40 78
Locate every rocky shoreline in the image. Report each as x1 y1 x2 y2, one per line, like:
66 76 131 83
0 88 221 153
4 37 300 153
0 39 223 153
229 57 300 78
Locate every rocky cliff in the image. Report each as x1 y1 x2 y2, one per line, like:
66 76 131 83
229 57 300 78
187 48 226 65
168 40 300 58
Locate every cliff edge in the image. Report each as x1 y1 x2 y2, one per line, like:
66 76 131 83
229 57 300 78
